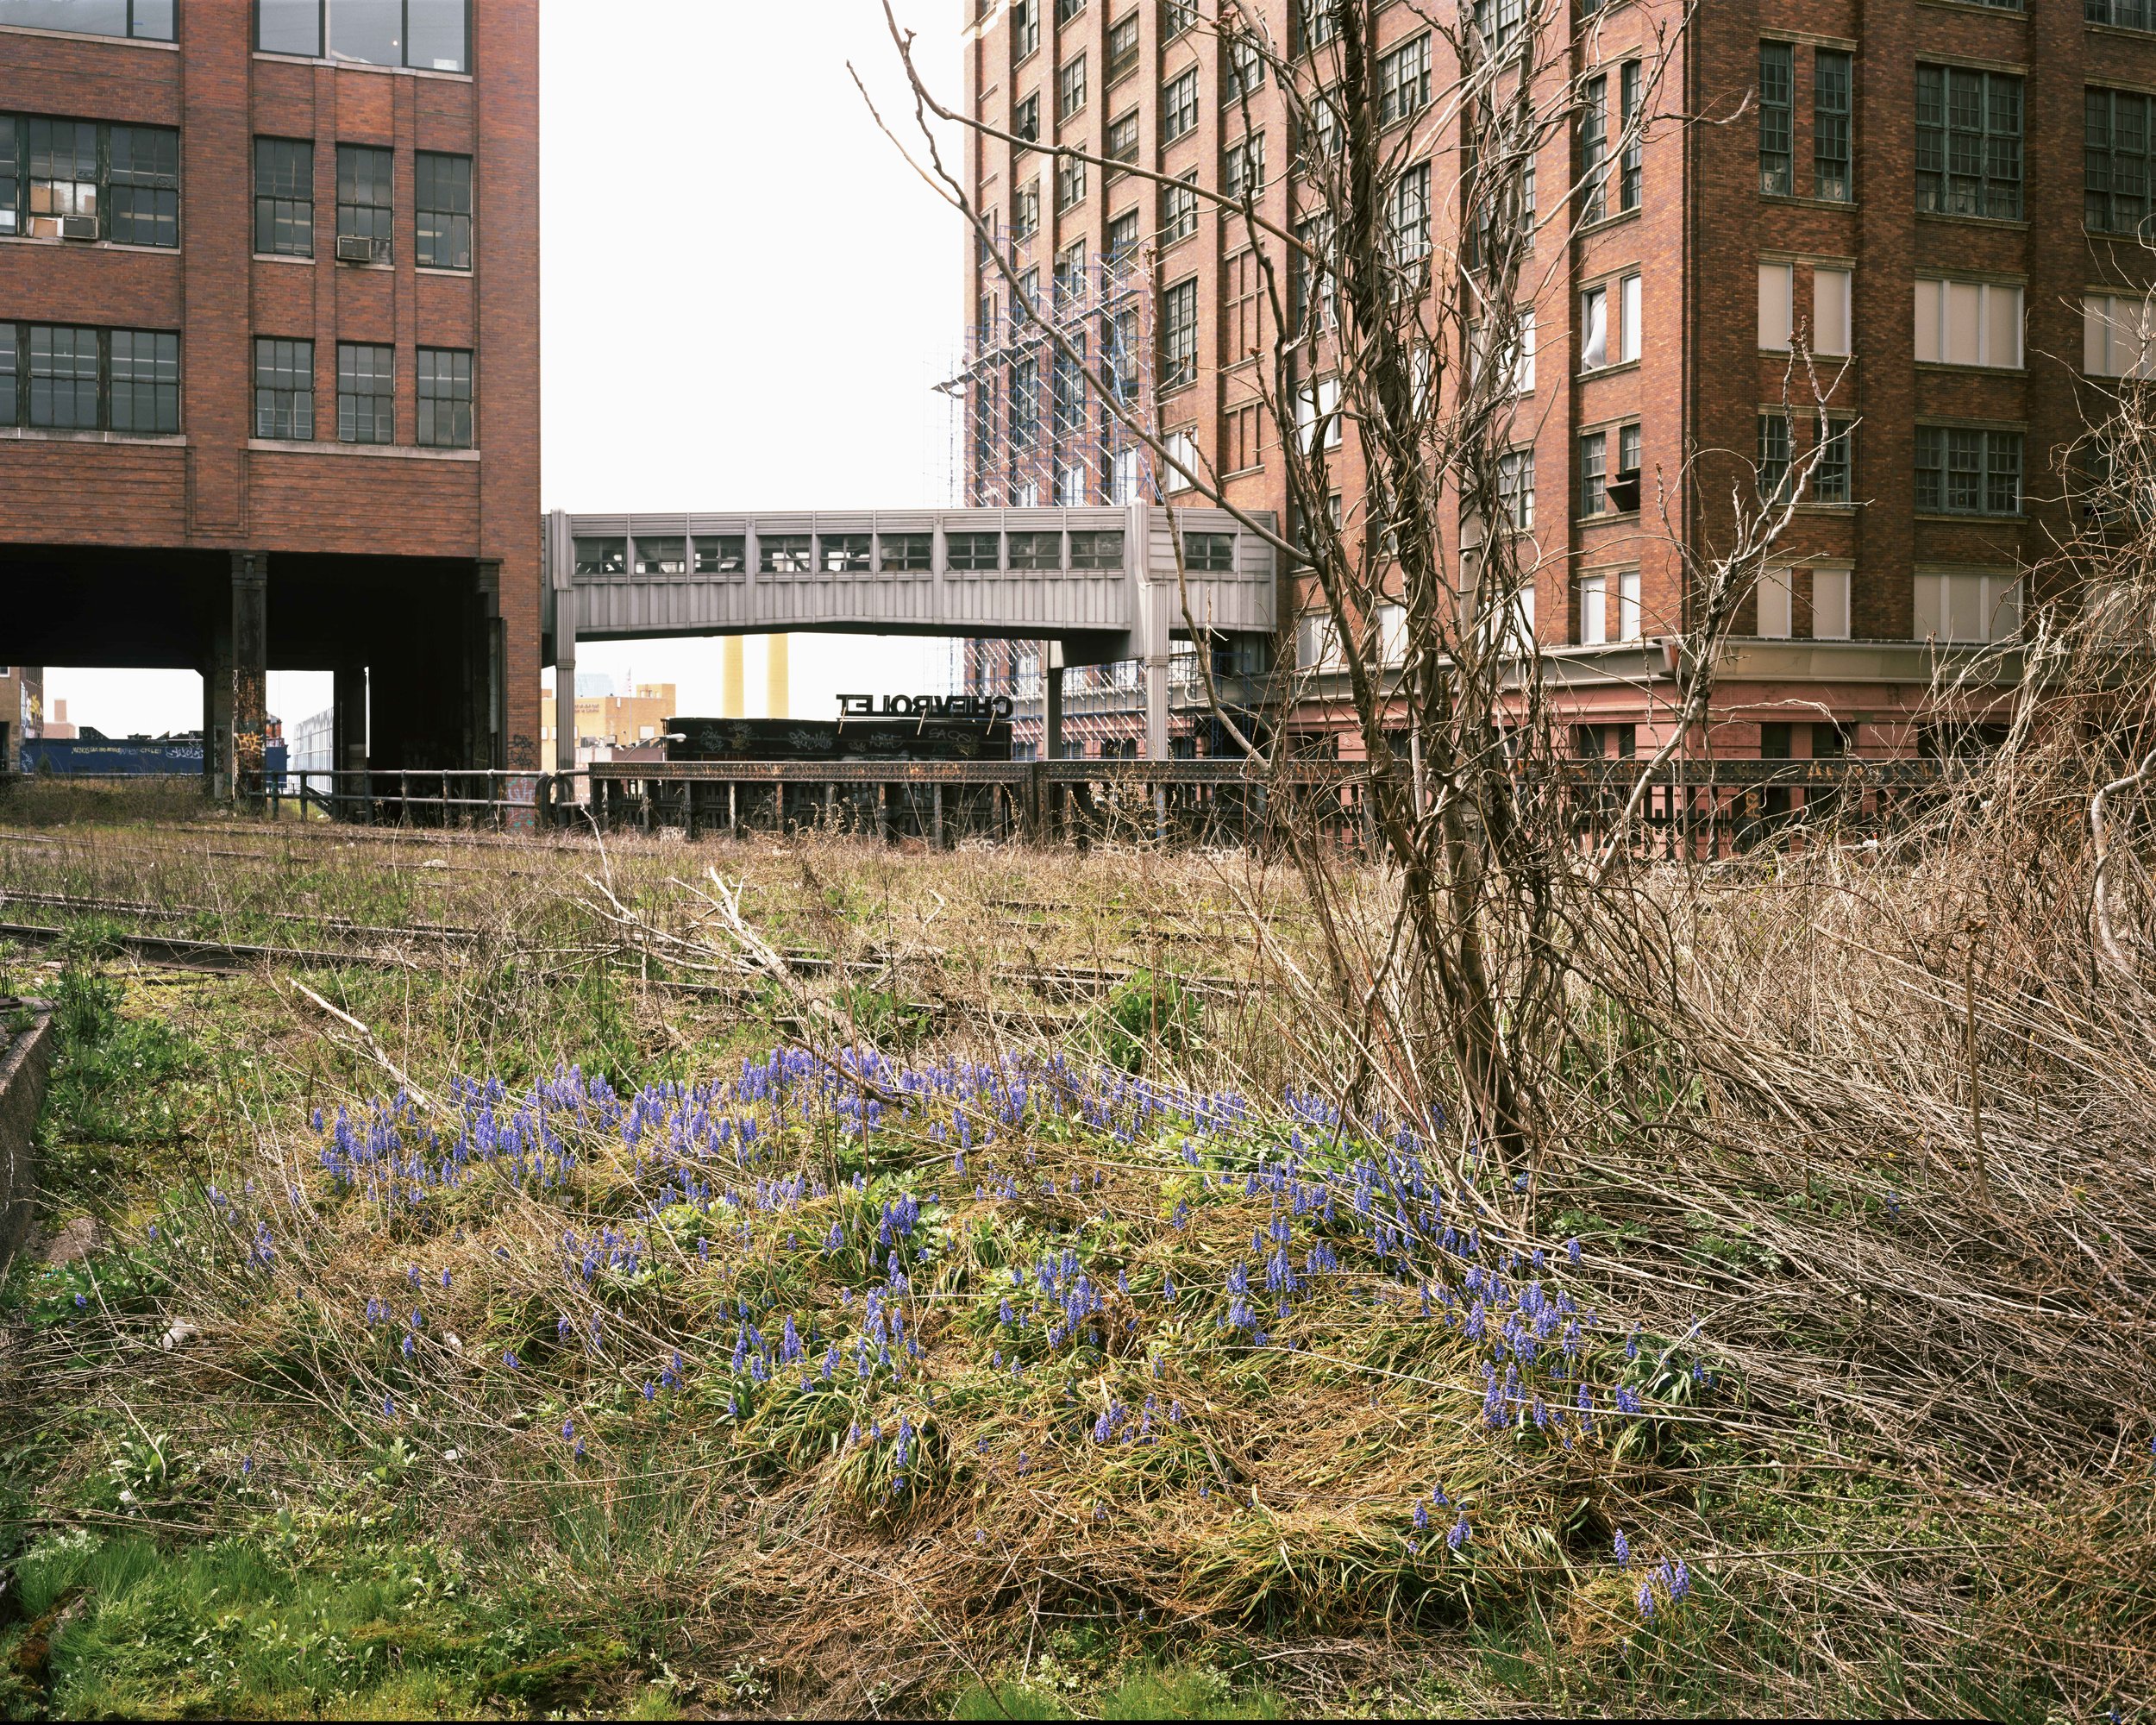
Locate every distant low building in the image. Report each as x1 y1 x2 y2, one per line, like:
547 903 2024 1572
539 681 678 768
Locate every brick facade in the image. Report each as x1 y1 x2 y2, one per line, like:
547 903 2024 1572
0 3 540 775
966 0 2144 761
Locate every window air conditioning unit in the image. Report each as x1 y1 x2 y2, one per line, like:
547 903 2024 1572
1606 470 1642 514
335 235 384 263
60 215 99 242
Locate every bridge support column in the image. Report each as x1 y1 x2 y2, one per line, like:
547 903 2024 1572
204 598 232 802
469 561 506 773
206 553 268 805
333 659 367 819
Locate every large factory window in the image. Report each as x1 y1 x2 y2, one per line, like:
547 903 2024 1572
254 336 316 441
0 1 172 41
254 139 314 256
417 347 472 448
336 342 393 443
416 151 471 270
0 116 179 248
3 323 178 434
110 329 179 433
256 0 470 73
335 145 392 263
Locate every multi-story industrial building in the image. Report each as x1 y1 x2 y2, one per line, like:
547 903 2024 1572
0 0 540 793
963 0 2150 764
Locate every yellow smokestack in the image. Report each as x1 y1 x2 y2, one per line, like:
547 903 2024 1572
767 634 791 720
721 637 745 719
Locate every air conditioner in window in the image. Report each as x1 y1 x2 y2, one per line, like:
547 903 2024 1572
335 235 385 263
59 215 99 242
1606 470 1642 514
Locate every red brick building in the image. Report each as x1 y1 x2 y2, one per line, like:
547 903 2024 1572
0 0 540 788
965 0 2144 763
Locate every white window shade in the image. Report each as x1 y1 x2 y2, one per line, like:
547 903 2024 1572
1916 278 2023 367
1758 567 1794 638
1296 612 1344 670
1618 569 1642 642
1620 273 1641 363
1376 603 1407 665
1163 430 1200 492
1811 568 1852 640
1915 572 2021 643
1758 262 1795 351
1579 573 1608 645
1581 285 1608 370
1812 267 1852 356
1295 379 1344 452
2085 293 2156 378
1514 311 1537 393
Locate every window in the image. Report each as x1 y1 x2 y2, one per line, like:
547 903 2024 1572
1163 68 1200 142
1059 53 1087 119
1620 60 1643 211
760 535 814 574
1057 0 1084 20
1225 399 1261 470
2085 292 2156 376
819 534 873 574
1379 34 1431 127
336 144 392 262
1581 72 1609 223
1389 161 1432 273
1618 569 1643 641
106 125 178 247
1759 42 1794 195
1916 66 2023 220
1107 206 1140 260
336 342 392 443
1612 423 1642 511
1012 179 1040 240
1009 530 1063 569
416 151 471 270
1473 0 1526 53
1161 172 1198 242
254 138 313 256
1225 33 1265 104
1012 0 1039 56
1579 571 1608 645
1757 567 1794 638
1915 571 2021 643
1915 279 2023 367
1815 49 1852 201
109 329 179 432
1298 0 1338 51
1810 267 1852 356
1582 274 1639 369
1916 426 2022 516
1758 261 1794 349
2090 0 2156 25
1014 92 1041 147
634 537 686 577
1057 151 1087 211
0 0 171 38
1297 376 1343 451
1162 277 1198 387
1163 428 1199 491
696 536 744 575
574 538 625 576
1107 109 1140 164
1812 570 1852 640
1106 305 1141 400
1225 133 1264 201
2087 88 2156 235
21 118 95 239
0 123 13 237
1162 0 1196 38
1071 530 1124 568
1580 430 1608 516
254 336 315 440
257 1 472 72
0 323 176 432
1497 448 1535 529
877 533 933 573
1758 413 1792 501
1184 531 1234 572
1107 11 1140 82
417 347 472 448
946 532 1003 571
1296 612 1344 672
1010 355 1038 450
1815 417 1855 503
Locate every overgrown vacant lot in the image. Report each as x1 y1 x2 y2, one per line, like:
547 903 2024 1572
0 796 2148 1719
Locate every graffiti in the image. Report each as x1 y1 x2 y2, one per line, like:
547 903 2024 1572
837 693 1014 721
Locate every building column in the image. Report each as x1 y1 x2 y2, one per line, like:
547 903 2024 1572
1043 642 1064 760
232 554 269 806
469 561 505 773
204 604 233 801
333 658 367 817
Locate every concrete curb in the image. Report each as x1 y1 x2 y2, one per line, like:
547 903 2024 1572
0 998 55 1277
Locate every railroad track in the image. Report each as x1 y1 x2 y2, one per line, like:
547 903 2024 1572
0 889 483 945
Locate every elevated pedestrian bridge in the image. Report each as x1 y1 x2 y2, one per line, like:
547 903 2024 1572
542 503 1279 768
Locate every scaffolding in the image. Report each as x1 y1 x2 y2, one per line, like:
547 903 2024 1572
946 237 1183 756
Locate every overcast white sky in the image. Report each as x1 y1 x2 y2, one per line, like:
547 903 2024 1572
49 1 964 738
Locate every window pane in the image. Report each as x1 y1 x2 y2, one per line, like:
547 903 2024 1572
108 125 180 248
0 325 16 429
336 342 393 443
634 537 686 577
28 324 101 429
111 329 179 433
255 138 314 256
574 538 627 577
407 0 468 70
416 152 472 269
254 337 315 441
130 0 173 36
0 0 128 34
257 0 322 54
947 532 1003 571
329 0 403 66
336 144 392 260
1069 530 1124 568
416 346 472 448
879 533 935 572
693 536 744 575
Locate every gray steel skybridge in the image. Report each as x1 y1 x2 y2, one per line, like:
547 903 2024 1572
542 505 1279 769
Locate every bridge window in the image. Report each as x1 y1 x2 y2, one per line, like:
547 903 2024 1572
694 535 744 575
573 538 627 578
760 534 813 574
1183 531 1234 572
880 533 935 573
947 531 1003 571
634 536 686 577
820 534 873 574
1008 530 1064 571
1069 530 1124 568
